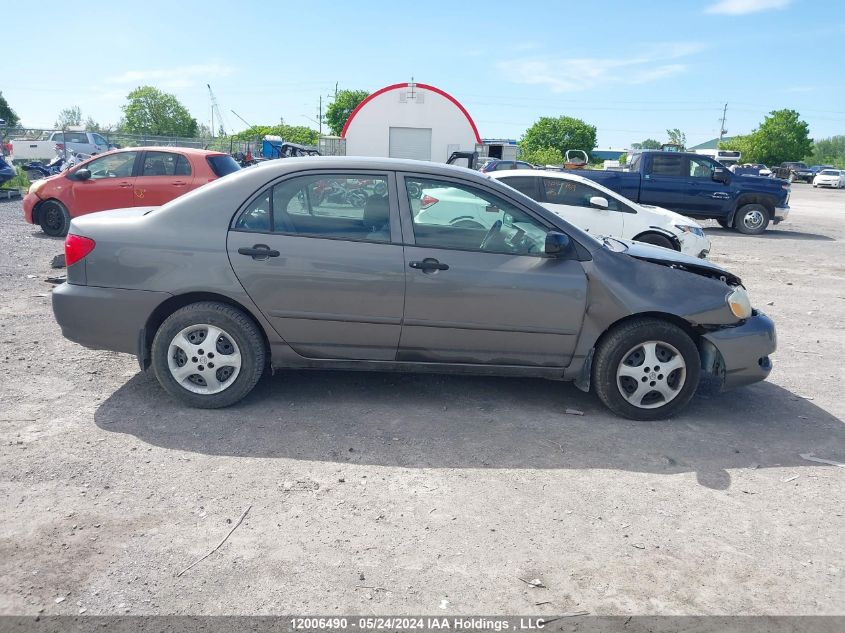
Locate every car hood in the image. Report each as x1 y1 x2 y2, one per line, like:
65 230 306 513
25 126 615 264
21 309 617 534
618 239 740 285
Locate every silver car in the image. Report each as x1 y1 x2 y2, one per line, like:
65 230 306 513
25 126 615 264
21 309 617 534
52 157 776 420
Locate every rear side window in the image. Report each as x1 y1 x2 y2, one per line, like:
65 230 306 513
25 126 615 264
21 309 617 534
498 176 538 199
141 151 192 177
650 155 684 176
206 155 241 177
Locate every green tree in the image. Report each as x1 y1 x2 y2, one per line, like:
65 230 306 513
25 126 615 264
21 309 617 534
720 109 812 165
230 124 319 146
55 106 82 129
83 116 102 132
122 86 198 137
632 138 661 150
665 128 686 149
325 89 370 136
519 147 564 166
520 116 597 159
0 91 20 127
808 135 845 168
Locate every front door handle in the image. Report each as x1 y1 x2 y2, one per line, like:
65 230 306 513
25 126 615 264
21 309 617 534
409 258 449 272
119 182 133 188
238 244 280 260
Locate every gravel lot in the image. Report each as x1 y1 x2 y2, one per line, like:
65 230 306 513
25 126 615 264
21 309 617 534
0 185 843 616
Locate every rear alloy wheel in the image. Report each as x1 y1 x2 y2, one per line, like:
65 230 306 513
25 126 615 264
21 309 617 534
592 318 700 420
39 200 71 237
734 204 770 235
635 233 676 250
151 302 265 408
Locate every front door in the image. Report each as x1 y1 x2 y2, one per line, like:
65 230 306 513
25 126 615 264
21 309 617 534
69 151 138 215
227 172 405 361
133 151 194 206
538 177 626 238
398 175 588 367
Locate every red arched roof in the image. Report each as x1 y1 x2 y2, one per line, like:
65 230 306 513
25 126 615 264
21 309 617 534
340 82 482 143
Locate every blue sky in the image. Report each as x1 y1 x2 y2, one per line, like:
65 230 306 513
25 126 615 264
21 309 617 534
3 0 843 148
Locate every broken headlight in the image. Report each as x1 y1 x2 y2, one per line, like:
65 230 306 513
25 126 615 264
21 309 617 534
727 287 752 319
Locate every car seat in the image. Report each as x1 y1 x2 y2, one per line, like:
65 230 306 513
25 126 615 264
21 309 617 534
363 195 390 242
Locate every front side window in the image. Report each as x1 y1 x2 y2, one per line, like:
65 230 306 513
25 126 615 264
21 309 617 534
689 157 715 178
235 174 391 243
141 151 191 177
84 152 138 180
542 178 622 211
407 177 549 256
92 133 108 146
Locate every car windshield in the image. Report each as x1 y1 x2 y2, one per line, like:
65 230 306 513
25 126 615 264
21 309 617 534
206 155 241 177
820 170 839 175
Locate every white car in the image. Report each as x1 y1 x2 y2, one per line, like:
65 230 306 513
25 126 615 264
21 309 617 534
487 170 710 258
812 169 845 189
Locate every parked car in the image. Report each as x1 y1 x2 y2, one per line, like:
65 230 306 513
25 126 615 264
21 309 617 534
567 151 790 234
812 169 845 189
771 161 815 183
52 157 776 421
808 164 835 178
0 156 16 187
11 130 110 162
23 147 240 236
489 170 710 258
731 163 772 178
480 159 535 172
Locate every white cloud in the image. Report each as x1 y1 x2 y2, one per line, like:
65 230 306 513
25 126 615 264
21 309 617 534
496 43 703 93
106 64 236 89
705 0 791 15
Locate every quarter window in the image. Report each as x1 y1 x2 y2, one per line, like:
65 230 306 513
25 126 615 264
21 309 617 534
83 152 138 180
406 177 549 256
235 174 391 243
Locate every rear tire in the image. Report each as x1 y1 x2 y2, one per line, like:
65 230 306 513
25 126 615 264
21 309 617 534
38 200 70 237
634 233 676 250
592 318 700 421
734 204 770 235
151 302 265 408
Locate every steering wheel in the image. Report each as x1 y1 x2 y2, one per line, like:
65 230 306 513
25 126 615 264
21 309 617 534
479 219 503 250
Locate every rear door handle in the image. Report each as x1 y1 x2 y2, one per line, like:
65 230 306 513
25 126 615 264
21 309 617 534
238 244 280 260
409 258 449 272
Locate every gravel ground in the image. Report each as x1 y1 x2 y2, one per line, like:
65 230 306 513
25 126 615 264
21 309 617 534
0 186 843 616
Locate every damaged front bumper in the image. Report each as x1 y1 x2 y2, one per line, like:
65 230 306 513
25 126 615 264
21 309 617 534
700 310 776 390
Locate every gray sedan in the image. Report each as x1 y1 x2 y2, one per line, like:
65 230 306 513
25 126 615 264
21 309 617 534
52 157 776 420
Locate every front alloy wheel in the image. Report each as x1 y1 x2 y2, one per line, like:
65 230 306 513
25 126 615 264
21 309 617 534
616 341 686 409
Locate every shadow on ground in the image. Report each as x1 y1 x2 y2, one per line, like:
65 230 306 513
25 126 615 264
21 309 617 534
94 370 844 490
703 226 836 242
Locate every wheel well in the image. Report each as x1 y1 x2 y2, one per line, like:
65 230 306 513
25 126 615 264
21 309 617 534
140 292 271 370
594 312 702 354
631 231 681 251
734 195 775 216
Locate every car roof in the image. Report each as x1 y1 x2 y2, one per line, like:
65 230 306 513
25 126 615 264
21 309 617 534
489 168 597 184
101 146 226 156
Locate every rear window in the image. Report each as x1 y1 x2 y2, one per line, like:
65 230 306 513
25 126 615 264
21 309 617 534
206 155 241 177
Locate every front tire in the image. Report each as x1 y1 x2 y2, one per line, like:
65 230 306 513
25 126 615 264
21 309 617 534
151 302 265 408
39 200 70 237
592 318 700 421
734 204 770 235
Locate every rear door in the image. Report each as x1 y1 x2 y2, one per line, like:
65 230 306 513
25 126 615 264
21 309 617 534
69 151 138 215
227 171 405 360
398 174 587 367
133 151 194 206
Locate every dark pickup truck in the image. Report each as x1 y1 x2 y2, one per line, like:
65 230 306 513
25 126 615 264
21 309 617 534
569 151 790 234
771 162 815 183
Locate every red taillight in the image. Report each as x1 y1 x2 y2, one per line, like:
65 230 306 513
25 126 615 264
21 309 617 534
420 194 439 209
65 234 96 267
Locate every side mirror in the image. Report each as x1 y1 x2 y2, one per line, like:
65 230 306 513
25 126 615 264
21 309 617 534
589 196 609 210
73 168 91 181
545 231 574 257
713 168 730 184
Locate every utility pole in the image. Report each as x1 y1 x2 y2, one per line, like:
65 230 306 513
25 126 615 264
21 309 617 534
318 95 323 136
717 103 728 146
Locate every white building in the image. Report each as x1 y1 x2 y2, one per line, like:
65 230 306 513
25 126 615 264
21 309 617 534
341 81 482 163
